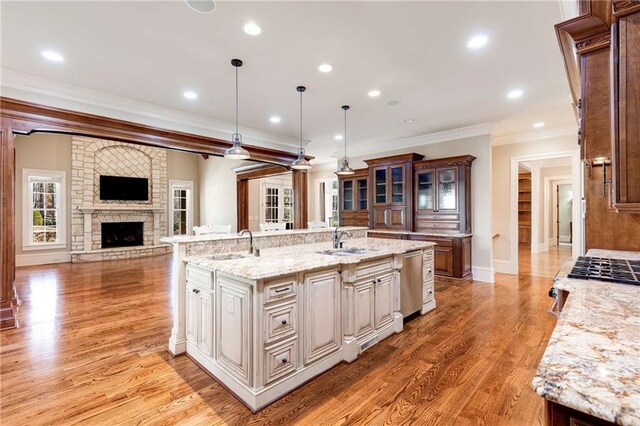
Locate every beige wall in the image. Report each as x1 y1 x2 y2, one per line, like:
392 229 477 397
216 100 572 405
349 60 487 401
307 169 339 223
14 133 73 257
167 150 201 231
349 134 493 278
199 156 239 232
491 135 578 263
248 179 260 231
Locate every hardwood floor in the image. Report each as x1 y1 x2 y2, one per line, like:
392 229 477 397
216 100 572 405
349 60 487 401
518 245 573 278
1 252 564 425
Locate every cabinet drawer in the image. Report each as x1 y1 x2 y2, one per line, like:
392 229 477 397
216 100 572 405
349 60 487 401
264 338 298 385
423 281 434 303
264 276 297 304
423 249 434 263
186 265 214 290
417 213 460 221
417 221 460 231
264 302 297 344
356 258 393 280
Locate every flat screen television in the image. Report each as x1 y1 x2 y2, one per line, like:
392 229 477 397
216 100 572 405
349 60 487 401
99 175 149 201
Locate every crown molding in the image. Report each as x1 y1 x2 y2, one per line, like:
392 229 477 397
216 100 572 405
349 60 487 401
491 125 577 146
329 123 494 159
0 68 308 151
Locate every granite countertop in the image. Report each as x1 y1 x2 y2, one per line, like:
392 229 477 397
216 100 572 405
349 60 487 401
532 248 640 425
586 248 640 261
185 237 435 281
160 226 368 244
366 230 473 238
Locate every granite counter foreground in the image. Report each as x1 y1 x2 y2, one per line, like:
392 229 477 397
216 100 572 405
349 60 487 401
532 259 640 425
185 237 435 280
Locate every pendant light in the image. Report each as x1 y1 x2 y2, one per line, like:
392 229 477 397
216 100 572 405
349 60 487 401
224 59 251 160
336 105 354 175
290 86 312 170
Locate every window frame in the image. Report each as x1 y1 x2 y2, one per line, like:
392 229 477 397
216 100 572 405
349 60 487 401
168 179 194 237
22 168 67 251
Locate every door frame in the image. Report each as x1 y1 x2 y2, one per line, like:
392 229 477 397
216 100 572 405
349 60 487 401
507 149 581 275
543 176 572 251
168 179 194 237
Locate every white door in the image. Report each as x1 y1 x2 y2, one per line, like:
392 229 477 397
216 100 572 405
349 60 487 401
169 180 194 236
303 269 341 364
374 273 394 329
197 289 214 357
186 285 198 344
353 280 375 339
261 178 294 229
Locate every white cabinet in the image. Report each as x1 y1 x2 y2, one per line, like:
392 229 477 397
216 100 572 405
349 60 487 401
303 269 341 364
353 280 375 339
374 273 393 329
216 276 252 385
185 284 214 358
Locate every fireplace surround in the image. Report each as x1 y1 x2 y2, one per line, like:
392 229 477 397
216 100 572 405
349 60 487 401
101 222 144 249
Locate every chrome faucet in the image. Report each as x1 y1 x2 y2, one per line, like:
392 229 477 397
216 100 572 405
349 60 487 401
239 229 254 255
333 227 352 249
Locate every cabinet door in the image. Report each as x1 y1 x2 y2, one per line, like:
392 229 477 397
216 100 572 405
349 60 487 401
436 168 458 212
372 206 389 228
353 280 375 339
374 274 394 329
356 178 368 211
416 170 435 212
303 269 341 365
342 179 354 212
390 165 405 206
197 290 214 356
434 245 454 277
373 167 388 206
217 278 252 385
186 285 198 344
388 206 406 229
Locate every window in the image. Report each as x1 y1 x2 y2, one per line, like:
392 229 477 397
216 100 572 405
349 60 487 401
169 180 193 236
318 179 338 227
23 169 66 250
260 178 294 229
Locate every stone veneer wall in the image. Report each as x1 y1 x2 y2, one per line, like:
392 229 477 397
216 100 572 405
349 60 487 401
71 136 169 261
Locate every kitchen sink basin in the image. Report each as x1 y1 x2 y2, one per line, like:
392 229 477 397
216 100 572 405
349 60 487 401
317 247 376 256
205 253 253 261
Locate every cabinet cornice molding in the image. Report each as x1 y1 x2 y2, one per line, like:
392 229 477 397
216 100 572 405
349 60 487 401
575 30 612 53
363 153 424 167
613 0 640 18
413 155 477 170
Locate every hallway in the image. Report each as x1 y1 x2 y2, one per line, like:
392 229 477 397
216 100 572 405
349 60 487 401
518 245 573 278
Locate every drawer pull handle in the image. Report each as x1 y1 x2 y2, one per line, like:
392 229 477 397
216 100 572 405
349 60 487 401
193 289 200 294
372 279 377 285
274 287 290 294
282 358 288 364
281 320 287 325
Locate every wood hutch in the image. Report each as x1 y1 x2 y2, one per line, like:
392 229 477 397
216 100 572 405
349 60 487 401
339 153 475 282
518 173 532 245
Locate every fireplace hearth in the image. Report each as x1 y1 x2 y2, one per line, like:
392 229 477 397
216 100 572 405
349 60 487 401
101 222 144 249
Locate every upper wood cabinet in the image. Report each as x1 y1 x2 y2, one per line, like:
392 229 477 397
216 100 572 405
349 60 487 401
413 155 475 235
612 4 640 213
338 168 369 227
364 153 424 231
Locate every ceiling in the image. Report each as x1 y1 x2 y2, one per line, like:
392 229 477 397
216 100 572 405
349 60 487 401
1 1 576 164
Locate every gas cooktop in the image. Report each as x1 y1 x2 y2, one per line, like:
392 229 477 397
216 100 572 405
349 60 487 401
568 256 640 286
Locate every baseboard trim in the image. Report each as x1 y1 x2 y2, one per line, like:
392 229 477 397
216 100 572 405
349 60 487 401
493 259 517 275
471 265 495 283
16 251 71 267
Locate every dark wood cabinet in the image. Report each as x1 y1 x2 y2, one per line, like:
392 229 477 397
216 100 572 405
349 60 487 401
612 4 640 214
545 400 616 426
364 153 424 231
413 155 475 235
518 173 532 245
338 168 369 227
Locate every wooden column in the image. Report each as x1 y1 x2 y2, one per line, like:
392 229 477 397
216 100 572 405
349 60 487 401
292 169 308 229
0 119 18 329
236 179 249 231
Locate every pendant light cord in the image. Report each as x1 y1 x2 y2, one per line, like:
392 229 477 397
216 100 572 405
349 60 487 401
235 66 239 135
300 90 303 150
344 108 347 158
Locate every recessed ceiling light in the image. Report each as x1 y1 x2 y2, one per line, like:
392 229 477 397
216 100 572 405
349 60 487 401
467 34 489 50
403 119 414 124
533 122 545 128
41 50 64 62
507 89 524 99
318 64 333 73
243 22 261 36
385 100 400 107
183 90 198 100
269 116 281 124
185 0 216 13
368 90 381 97
334 135 343 140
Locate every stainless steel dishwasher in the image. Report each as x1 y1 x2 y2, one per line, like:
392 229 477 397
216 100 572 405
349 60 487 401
400 251 424 317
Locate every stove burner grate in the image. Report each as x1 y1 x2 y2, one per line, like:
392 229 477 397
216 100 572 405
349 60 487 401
567 256 640 286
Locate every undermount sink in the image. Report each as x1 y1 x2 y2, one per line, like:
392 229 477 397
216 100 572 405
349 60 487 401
205 253 253 261
317 247 376 256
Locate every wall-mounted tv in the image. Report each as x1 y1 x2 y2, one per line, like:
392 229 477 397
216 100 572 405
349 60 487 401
99 175 149 201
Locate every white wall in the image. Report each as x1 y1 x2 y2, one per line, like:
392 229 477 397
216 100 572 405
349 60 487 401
491 135 578 268
307 169 339 222
198 156 240 232
349 134 493 282
248 179 260 231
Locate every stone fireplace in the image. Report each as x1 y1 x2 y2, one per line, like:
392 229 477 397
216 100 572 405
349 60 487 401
70 136 171 262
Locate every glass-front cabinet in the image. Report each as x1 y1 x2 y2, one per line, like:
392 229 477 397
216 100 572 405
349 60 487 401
338 168 369 227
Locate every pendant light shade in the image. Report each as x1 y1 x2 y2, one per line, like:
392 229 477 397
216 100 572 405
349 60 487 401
336 105 355 176
224 59 250 160
291 86 312 170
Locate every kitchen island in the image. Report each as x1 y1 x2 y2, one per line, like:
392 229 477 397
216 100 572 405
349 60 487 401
177 235 435 411
533 249 640 426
